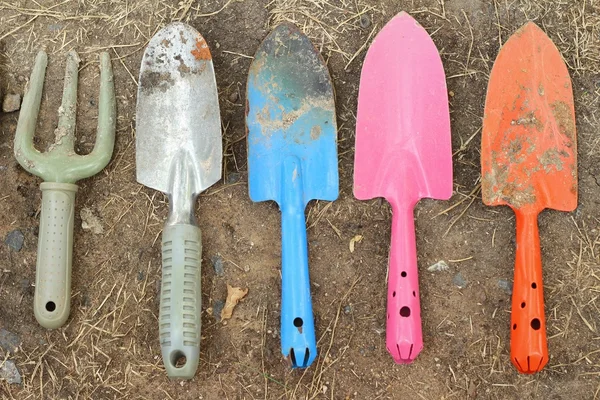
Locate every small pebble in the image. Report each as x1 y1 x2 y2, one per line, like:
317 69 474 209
498 279 513 295
0 329 20 353
226 172 241 184
453 272 467 289
344 305 352 314
5 230 24 251
228 91 239 103
137 271 145 281
428 260 449 272
213 300 225 321
2 93 21 113
359 14 371 29
79 293 91 308
0 360 21 384
211 255 224 276
20 279 32 295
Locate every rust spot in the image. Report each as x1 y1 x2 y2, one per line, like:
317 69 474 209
179 30 188 44
139 70 174 93
174 54 190 76
191 36 211 60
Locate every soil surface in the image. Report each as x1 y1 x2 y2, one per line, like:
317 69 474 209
1 0 599 399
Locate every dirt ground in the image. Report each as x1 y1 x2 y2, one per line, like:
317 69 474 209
1 0 599 399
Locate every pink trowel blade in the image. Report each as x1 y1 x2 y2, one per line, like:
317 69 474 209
353 12 453 364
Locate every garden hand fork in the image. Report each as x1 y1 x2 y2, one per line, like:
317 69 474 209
14 50 116 329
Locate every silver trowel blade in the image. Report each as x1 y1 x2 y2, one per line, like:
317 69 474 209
136 22 222 194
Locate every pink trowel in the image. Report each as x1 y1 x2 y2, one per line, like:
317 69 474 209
353 12 453 363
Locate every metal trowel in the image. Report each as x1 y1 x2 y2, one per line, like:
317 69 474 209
136 22 222 379
246 23 338 368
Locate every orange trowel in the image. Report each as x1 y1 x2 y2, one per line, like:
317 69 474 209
481 22 577 374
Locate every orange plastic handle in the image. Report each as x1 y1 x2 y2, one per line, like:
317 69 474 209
510 208 547 374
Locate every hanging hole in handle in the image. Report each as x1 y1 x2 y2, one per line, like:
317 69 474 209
401 271 407 278
293 317 303 327
170 350 187 368
46 301 56 312
530 318 541 330
399 306 411 317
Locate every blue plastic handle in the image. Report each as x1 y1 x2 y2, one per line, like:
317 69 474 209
280 156 317 368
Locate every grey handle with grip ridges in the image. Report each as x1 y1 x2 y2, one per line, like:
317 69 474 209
160 223 202 379
34 182 78 329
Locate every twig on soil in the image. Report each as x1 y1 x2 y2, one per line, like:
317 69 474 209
344 24 376 70
0 15 37 41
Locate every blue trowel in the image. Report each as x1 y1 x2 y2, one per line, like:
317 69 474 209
246 23 338 368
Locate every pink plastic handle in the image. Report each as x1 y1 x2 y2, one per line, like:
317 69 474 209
386 200 422 363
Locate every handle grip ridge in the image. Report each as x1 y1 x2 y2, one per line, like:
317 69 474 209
160 224 202 379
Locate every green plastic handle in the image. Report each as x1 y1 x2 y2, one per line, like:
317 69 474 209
160 223 202 379
34 182 78 329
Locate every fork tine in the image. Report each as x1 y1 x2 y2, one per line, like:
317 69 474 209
14 51 48 176
52 50 80 154
76 52 116 179
89 52 116 164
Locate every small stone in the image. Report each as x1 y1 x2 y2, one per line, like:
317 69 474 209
344 305 352 314
0 360 21 384
228 91 239 103
212 299 225 321
476 290 487 303
498 279 513 295
226 172 241 184
359 14 371 29
5 230 24 251
211 255 224 276
137 271 145 281
2 94 21 113
79 293 91 308
453 272 467 289
427 260 449 272
80 208 104 234
0 329 20 353
20 279 32 295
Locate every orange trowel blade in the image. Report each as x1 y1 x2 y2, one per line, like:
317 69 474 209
481 22 576 374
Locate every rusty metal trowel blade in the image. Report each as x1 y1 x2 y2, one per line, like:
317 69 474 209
136 22 222 195
482 22 577 211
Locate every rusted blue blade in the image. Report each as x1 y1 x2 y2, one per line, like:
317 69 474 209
246 23 338 368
